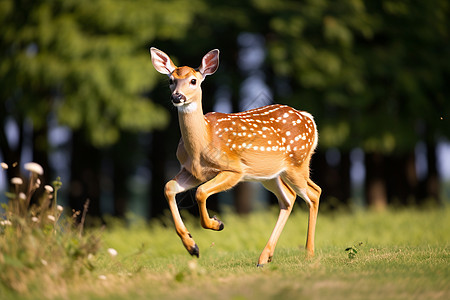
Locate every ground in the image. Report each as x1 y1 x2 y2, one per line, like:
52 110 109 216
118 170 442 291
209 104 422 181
1 207 449 299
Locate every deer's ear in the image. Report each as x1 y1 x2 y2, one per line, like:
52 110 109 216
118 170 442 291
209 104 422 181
198 49 219 77
150 47 177 75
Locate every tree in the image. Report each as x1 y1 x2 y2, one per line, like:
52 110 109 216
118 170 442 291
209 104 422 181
248 0 450 207
160 0 450 210
0 0 204 215
360 0 449 206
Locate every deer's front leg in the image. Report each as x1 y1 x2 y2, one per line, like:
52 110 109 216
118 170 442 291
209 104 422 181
196 171 242 230
164 169 202 257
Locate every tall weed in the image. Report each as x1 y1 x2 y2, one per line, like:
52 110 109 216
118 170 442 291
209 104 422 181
0 162 100 294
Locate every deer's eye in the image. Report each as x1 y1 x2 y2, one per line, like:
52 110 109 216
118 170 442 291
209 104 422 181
190 79 197 85
168 78 174 85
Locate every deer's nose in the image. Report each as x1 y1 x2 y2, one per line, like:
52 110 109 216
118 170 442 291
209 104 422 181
171 93 185 104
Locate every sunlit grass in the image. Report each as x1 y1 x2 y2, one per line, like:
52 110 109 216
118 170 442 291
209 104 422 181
88 206 449 300
1 178 449 300
101 205 450 259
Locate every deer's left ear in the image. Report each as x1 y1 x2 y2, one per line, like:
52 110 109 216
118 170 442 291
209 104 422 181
199 49 219 77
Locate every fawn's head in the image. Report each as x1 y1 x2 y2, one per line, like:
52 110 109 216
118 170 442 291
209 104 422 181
150 48 219 113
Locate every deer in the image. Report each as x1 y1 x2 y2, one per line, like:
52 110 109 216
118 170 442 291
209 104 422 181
150 47 321 266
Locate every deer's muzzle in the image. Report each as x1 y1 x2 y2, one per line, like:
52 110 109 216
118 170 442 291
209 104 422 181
171 93 186 105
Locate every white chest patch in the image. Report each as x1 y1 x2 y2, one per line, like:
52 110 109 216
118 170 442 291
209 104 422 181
177 102 198 114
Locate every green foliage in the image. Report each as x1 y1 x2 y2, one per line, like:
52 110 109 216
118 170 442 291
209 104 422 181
1 0 449 151
259 0 450 151
0 0 208 147
345 242 363 259
162 0 449 152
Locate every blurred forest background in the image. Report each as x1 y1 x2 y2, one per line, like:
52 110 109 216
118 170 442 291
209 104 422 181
1 0 449 221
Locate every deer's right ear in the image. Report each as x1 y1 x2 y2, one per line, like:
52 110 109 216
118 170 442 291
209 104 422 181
150 47 177 75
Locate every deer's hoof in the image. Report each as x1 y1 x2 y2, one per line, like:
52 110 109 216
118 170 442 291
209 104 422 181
218 221 224 231
213 215 224 231
188 244 199 258
257 254 272 267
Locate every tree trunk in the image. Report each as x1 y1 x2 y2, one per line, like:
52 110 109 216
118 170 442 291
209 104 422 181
0 118 24 181
150 129 168 219
364 152 387 210
234 182 253 214
32 125 50 179
339 152 352 206
425 142 440 204
385 152 418 206
309 150 351 210
69 131 102 221
310 150 327 205
111 137 134 218
112 166 127 218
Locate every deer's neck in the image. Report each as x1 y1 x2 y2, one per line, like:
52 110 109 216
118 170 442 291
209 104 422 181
177 100 210 159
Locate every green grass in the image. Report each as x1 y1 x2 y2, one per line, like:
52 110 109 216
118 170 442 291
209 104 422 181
2 206 450 300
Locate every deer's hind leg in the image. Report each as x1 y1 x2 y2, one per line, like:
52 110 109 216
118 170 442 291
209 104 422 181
258 176 297 266
282 166 321 257
305 178 321 256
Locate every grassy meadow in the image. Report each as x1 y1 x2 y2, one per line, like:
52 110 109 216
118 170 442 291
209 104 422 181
1 203 449 300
